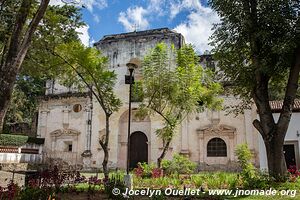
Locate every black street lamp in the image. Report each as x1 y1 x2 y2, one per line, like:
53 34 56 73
125 58 140 175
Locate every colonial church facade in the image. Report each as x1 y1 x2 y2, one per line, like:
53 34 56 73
36 28 299 171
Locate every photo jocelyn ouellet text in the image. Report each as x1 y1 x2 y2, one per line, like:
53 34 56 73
112 187 297 198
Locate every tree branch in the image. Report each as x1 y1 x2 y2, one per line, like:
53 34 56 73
3 0 32 70
153 107 172 125
50 49 106 109
277 47 300 135
13 0 50 71
81 64 110 115
252 119 267 138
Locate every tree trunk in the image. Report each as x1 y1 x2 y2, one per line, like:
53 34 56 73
102 147 109 180
157 139 171 168
100 114 110 180
0 0 50 132
253 47 300 179
0 77 14 132
264 135 286 177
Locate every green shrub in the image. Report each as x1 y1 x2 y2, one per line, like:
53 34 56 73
0 134 28 146
161 153 196 175
139 162 156 178
134 162 163 178
235 143 271 189
104 174 126 200
0 134 45 146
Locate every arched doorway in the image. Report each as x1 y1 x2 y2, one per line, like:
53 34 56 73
118 109 151 169
130 131 148 169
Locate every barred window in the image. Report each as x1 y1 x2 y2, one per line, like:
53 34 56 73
207 138 227 157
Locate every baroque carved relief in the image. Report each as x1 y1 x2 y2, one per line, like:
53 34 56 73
50 129 80 137
196 124 237 166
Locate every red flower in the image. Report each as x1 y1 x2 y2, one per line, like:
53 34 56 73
151 168 163 178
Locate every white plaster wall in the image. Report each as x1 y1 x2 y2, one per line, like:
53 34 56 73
185 96 259 165
38 97 90 165
259 113 300 170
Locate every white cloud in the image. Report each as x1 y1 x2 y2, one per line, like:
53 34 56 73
84 0 107 12
117 0 219 53
118 0 169 32
118 6 149 32
49 0 105 23
49 0 64 6
148 0 166 16
49 0 84 6
76 25 90 46
172 0 219 53
93 14 100 23
170 0 202 19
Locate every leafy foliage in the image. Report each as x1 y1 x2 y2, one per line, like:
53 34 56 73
235 143 272 189
131 81 144 102
22 4 84 79
235 144 256 180
3 3 84 130
51 41 121 179
0 134 28 146
137 43 222 165
134 162 163 178
104 174 126 200
0 166 99 199
209 0 300 102
0 134 45 146
209 0 300 177
54 41 121 115
161 153 197 175
4 76 45 127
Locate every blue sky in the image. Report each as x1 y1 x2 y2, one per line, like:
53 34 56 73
50 0 219 53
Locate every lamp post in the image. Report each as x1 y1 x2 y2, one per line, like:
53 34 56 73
126 66 134 175
124 58 140 188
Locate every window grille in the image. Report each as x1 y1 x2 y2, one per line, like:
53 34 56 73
207 138 227 157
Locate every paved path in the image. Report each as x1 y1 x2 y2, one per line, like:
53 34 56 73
0 170 25 187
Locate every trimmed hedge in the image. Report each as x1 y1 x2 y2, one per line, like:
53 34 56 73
0 134 44 146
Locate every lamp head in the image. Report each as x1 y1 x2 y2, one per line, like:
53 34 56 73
126 58 141 70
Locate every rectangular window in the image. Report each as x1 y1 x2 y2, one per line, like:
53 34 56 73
68 144 72 152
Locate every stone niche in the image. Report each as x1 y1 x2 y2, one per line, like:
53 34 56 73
47 128 83 169
196 124 238 171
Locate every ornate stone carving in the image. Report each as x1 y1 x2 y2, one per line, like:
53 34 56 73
50 129 80 137
197 124 236 136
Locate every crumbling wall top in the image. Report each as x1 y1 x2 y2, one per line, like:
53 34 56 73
94 28 182 46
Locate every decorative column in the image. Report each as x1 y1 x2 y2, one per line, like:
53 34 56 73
196 129 205 164
62 106 71 129
244 109 253 147
39 109 50 137
82 98 93 170
180 117 189 155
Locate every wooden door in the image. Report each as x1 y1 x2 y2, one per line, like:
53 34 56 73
129 131 148 169
284 144 296 169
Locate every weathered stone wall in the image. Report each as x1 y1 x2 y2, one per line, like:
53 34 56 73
37 28 260 171
95 28 184 69
38 96 91 168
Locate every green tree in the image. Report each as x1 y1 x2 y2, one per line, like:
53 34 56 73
0 0 50 132
209 0 300 177
138 43 222 167
52 41 121 179
3 4 84 132
3 76 45 132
